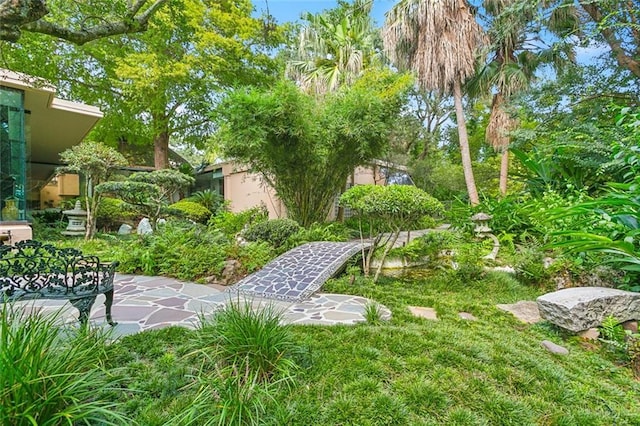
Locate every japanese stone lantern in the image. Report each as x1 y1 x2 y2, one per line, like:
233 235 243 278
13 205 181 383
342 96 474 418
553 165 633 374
471 212 493 234
62 201 88 236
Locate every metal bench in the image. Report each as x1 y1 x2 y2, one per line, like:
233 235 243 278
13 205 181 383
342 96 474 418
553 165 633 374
0 240 118 325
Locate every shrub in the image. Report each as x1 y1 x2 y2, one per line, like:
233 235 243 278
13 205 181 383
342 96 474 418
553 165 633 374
189 189 224 213
243 218 301 248
114 221 229 280
233 241 276 274
169 200 212 223
197 300 299 383
0 307 129 425
514 245 552 286
96 197 138 231
211 205 269 237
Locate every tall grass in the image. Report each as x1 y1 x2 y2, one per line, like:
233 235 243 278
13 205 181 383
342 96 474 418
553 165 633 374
0 305 130 425
174 301 300 425
198 300 300 383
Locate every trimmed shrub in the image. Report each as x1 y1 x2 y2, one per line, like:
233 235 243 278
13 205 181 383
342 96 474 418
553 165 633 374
96 197 138 231
243 218 302 248
169 200 212 223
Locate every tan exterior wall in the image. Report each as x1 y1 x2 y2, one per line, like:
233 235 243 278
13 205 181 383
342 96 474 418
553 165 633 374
220 162 390 221
39 174 80 209
221 163 285 219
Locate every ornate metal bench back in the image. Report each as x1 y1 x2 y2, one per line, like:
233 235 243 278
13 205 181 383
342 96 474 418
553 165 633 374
0 240 116 301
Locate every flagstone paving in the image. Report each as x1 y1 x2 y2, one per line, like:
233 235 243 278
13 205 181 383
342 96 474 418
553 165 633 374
12 273 390 338
229 241 371 302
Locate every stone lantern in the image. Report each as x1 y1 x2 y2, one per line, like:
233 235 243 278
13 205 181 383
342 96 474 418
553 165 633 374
471 212 493 234
62 201 88 236
471 212 500 260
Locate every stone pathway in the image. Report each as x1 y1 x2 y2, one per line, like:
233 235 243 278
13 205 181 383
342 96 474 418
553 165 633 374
12 274 390 338
229 241 370 302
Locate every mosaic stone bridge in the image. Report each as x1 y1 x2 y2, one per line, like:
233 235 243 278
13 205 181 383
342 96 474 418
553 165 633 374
229 241 370 302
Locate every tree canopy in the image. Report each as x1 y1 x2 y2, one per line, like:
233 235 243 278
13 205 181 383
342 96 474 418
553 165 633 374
0 0 168 44
214 70 412 227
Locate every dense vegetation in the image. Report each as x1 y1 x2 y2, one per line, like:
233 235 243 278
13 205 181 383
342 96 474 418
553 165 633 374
5 0 640 423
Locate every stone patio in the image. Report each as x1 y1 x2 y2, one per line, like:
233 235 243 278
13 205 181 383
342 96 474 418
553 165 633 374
12 273 390 338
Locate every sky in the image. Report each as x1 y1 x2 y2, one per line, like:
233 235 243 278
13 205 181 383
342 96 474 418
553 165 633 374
256 0 396 25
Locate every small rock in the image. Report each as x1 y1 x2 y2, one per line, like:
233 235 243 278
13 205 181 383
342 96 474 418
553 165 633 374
137 218 153 235
622 320 638 334
458 312 477 321
117 223 133 235
409 306 438 320
221 259 242 285
541 340 569 355
579 328 600 341
157 218 167 227
496 301 542 324
488 266 515 274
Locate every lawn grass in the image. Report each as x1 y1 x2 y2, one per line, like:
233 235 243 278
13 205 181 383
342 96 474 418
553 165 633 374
105 270 640 425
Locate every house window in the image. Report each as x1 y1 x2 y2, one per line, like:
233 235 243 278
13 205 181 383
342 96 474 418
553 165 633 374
0 86 26 222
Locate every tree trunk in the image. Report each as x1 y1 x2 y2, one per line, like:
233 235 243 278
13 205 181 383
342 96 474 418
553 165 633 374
453 79 479 206
499 148 509 196
153 131 170 169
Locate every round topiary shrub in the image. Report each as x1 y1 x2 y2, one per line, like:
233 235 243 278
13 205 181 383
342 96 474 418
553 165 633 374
169 200 213 223
243 218 301 248
96 197 138 231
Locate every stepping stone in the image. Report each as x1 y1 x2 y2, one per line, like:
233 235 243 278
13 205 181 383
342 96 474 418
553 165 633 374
537 287 640 332
458 312 477 321
409 306 438 320
496 301 541 324
541 340 569 355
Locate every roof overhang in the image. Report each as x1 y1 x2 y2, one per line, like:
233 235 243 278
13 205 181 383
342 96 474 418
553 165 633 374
0 69 103 181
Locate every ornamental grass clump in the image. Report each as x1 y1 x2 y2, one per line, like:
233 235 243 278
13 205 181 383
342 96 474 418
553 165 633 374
0 306 129 425
198 300 299 383
175 301 300 425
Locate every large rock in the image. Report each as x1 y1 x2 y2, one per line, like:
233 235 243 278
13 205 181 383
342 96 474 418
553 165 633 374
537 287 640 332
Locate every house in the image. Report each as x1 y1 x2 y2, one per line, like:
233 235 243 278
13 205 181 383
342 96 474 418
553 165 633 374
0 69 102 243
194 159 413 220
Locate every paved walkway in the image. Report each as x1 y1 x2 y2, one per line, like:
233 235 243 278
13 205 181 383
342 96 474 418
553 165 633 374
14 274 390 338
229 241 370 301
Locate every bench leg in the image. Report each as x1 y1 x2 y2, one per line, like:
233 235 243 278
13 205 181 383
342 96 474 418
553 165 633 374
69 296 96 326
104 288 117 326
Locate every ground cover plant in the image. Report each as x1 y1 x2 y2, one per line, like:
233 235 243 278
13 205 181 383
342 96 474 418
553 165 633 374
100 267 640 425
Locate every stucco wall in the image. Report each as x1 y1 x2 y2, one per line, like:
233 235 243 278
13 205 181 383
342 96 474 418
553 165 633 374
220 162 390 221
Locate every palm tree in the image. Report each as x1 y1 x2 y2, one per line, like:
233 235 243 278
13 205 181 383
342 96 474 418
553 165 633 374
287 0 381 94
469 0 576 195
383 0 486 205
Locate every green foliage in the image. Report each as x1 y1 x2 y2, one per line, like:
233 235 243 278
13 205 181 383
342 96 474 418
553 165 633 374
340 184 444 281
513 244 552 287
233 242 276 274
599 316 627 349
189 189 224 213
364 302 384 325
0 307 128 425
97 169 194 227
58 141 128 239
210 206 269 237
196 301 300 384
96 197 139 231
549 178 640 287
214 70 412 227
388 231 458 263
114 221 228 280
243 218 301 248
169 200 212 224
284 222 352 250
